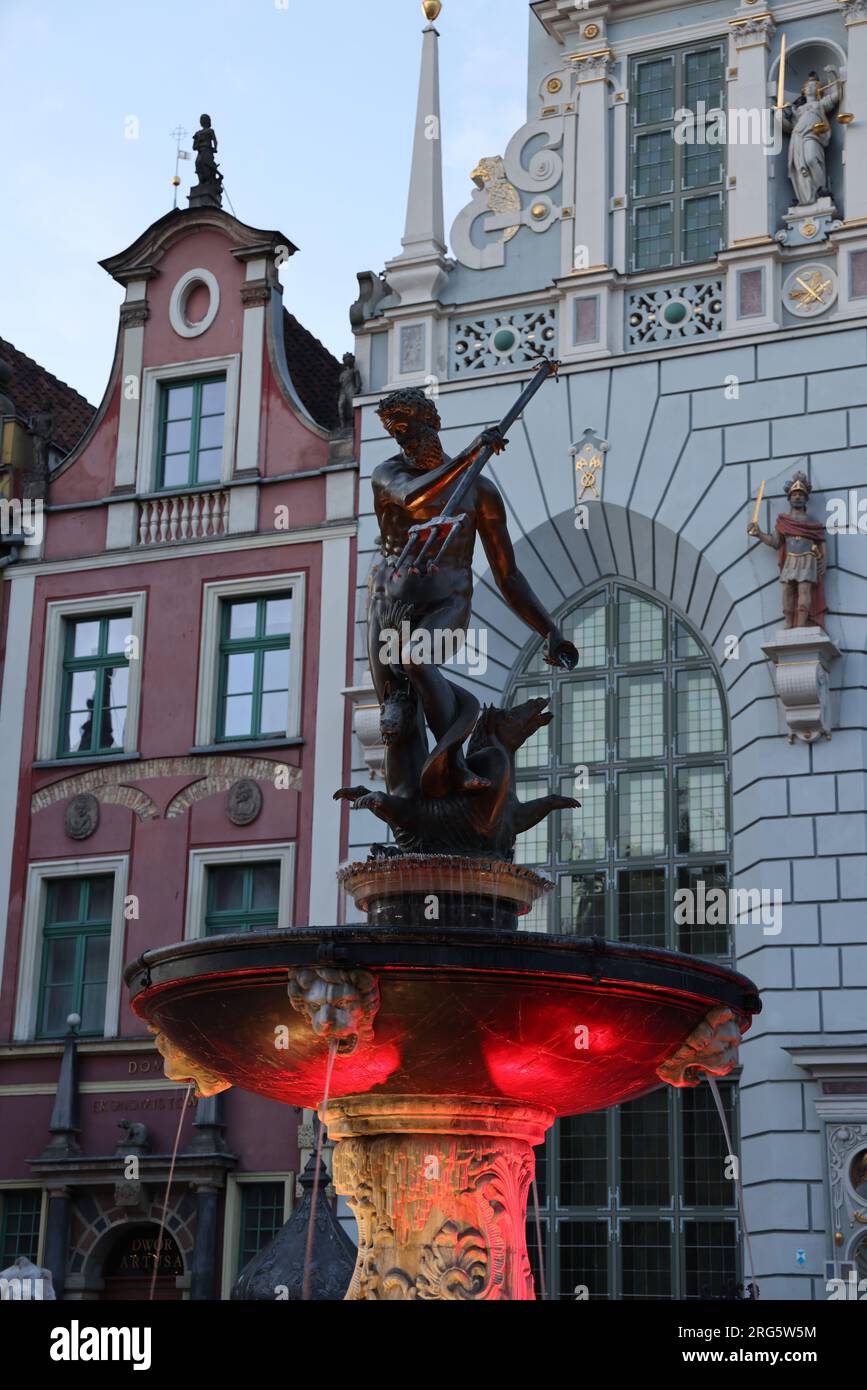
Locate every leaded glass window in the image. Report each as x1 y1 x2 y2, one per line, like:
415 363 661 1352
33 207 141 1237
0 1191 42 1266
237 1183 285 1274
630 43 726 272
509 583 737 1299
511 584 729 946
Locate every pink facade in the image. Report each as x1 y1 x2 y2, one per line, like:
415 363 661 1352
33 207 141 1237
0 203 357 1298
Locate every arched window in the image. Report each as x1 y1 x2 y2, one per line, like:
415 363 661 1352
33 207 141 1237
510 582 730 949
509 582 740 1300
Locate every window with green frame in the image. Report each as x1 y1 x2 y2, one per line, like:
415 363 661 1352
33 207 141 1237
511 583 738 1300
629 43 726 272
237 1183 285 1275
205 862 281 935
38 876 113 1038
58 613 131 757
157 376 226 490
0 1190 42 1266
217 594 293 742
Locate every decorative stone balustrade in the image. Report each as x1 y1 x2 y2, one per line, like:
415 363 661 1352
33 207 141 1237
136 489 229 545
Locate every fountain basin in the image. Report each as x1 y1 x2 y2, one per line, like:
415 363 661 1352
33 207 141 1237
126 927 760 1114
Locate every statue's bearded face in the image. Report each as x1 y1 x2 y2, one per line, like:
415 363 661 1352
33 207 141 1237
790 490 808 512
377 398 441 452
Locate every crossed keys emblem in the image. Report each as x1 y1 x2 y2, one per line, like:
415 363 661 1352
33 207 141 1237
571 430 608 504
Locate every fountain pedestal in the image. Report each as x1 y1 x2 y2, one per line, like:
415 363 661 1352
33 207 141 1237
326 1094 552 1301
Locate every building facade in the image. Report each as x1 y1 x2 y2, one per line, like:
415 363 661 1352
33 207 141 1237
0 192 357 1297
347 0 867 1299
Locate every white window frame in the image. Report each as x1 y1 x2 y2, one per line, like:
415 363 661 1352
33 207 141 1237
15 855 130 1041
185 843 296 940
37 592 147 763
0 1185 49 1267
220 1173 294 1299
195 572 305 747
136 354 241 495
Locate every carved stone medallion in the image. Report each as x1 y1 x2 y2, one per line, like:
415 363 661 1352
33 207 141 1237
225 777 263 826
64 793 100 841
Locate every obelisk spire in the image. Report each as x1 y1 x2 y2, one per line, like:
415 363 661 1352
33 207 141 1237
386 1 449 307
402 1 446 257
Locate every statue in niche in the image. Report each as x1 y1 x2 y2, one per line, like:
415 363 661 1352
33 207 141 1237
190 114 223 206
748 472 827 629
781 69 842 208
334 364 580 859
337 353 362 431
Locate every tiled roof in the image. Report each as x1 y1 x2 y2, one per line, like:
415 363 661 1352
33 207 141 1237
281 310 342 432
0 337 96 456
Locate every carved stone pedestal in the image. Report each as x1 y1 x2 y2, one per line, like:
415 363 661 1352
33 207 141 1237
762 627 840 744
324 1095 553 1300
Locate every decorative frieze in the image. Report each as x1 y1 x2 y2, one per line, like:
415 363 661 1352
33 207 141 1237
31 756 301 820
450 306 557 375
625 280 724 349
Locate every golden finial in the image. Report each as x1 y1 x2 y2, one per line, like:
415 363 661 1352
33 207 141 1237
422 0 442 22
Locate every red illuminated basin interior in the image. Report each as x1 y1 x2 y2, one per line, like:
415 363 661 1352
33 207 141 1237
126 928 761 1116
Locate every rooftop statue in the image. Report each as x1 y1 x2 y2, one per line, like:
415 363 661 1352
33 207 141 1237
189 114 223 209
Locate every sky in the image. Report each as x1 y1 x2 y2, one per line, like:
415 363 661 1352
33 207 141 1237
1 0 532 406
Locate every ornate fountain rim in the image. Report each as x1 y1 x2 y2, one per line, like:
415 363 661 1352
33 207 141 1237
337 855 553 913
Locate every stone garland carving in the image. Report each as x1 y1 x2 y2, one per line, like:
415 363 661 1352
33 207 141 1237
286 968 380 1056
64 793 100 841
332 1136 535 1301
656 1005 743 1088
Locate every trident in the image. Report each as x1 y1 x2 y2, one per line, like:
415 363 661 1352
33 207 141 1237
393 351 561 577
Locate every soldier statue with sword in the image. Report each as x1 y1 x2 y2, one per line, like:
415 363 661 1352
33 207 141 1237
368 354 578 797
